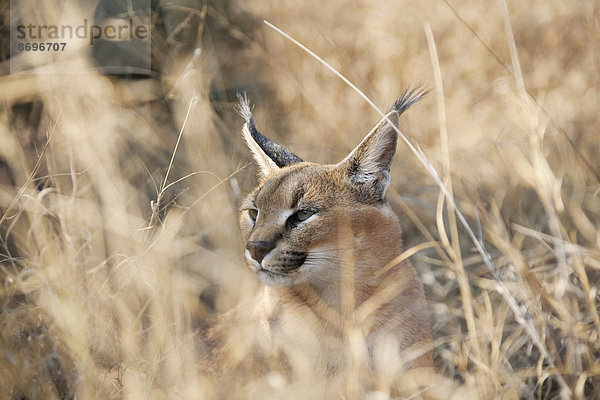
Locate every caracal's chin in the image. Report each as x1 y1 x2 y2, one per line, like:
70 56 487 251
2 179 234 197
255 268 298 287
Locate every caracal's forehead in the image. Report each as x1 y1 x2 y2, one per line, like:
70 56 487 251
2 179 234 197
250 163 339 210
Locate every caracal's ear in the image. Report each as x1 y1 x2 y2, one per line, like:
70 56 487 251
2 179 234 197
237 93 303 178
339 87 427 200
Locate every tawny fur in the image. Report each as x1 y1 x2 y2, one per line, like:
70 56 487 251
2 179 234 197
200 89 436 399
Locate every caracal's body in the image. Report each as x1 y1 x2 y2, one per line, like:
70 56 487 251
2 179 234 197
200 89 435 399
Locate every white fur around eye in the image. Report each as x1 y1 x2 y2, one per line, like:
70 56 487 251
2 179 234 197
278 209 295 225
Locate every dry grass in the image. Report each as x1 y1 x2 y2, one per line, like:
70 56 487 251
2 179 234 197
0 0 599 398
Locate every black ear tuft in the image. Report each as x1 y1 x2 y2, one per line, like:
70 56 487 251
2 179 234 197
391 86 429 115
236 93 303 176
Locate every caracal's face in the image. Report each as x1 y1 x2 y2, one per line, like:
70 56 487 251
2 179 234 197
236 88 425 287
239 163 347 287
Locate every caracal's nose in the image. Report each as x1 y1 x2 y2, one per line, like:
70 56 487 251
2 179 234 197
246 240 276 264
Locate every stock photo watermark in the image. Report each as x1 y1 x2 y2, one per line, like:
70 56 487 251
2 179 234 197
10 0 151 75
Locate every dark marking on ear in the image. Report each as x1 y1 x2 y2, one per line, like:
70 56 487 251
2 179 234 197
236 92 303 170
246 118 303 168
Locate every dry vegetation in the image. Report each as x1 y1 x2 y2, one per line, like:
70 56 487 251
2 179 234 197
0 0 599 398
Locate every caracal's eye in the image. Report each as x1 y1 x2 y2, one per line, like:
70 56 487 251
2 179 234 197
248 208 258 222
295 209 315 222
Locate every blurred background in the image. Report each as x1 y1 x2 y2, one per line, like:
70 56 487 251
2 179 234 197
0 0 598 398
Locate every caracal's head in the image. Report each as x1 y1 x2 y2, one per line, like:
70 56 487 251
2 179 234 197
237 89 425 288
